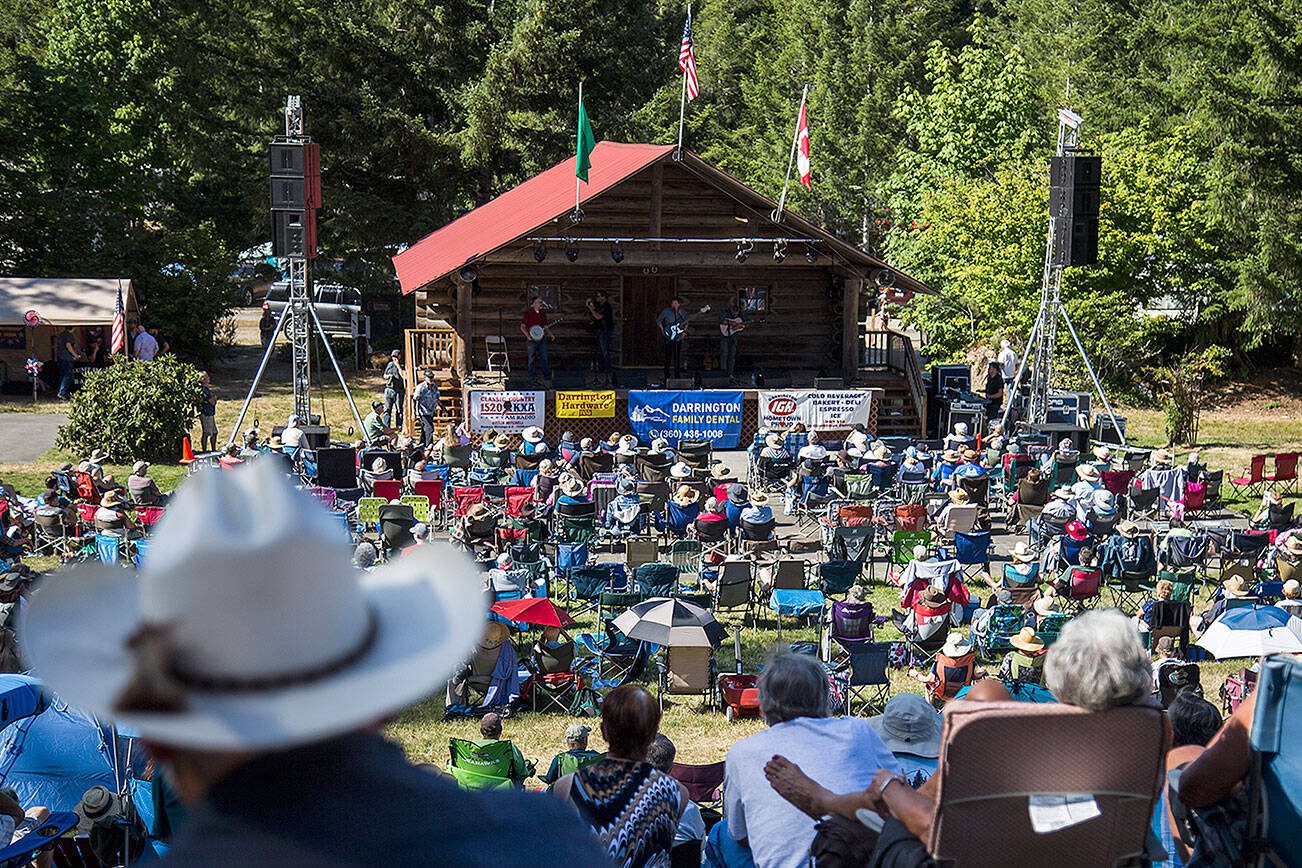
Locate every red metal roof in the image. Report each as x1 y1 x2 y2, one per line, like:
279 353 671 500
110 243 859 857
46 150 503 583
394 142 674 294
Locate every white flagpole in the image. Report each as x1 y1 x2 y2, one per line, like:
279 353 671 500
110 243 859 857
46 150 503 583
774 84 808 222
575 80 584 215
676 5 691 157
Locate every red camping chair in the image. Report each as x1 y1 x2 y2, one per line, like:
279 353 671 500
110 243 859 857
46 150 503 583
894 503 927 532
372 479 401 501
74 471 97 501
413 479 444 509
1064 566 1102 610
134 506 166 529
75 502 98 531
1230 455 1269 498
1100 469 1136 499
452 486 485 517
670 760 726 817
1266 452 1299 494
504 486 535 517
1182 482 1207 517
927 651 976 705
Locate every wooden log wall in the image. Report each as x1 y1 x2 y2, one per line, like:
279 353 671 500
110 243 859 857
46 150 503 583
415 159 855 377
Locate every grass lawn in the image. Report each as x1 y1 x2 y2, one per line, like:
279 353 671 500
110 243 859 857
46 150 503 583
2 371 1294 775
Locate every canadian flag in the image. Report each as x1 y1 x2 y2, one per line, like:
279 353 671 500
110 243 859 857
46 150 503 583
796 100 811 187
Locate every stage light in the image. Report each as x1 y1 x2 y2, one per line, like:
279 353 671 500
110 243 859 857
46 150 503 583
873 268 896 288
458 264 478 283
610 242 624 263
772 239 787 262
804 243 818 263
565 243 579 262
735 240 752 263
533 243 547 262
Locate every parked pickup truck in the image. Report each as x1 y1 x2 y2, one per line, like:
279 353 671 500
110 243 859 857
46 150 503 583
264 282 363 337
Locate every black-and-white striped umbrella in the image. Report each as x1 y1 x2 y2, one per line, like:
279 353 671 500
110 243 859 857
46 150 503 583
613 597 728 648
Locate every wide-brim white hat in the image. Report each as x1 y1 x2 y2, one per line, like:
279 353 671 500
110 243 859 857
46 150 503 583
21 463 484 751
522 426 544 444
669 462 693 479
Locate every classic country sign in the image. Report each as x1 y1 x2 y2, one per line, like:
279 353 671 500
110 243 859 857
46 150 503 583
758 389 873 431
556 390 616 419
467 390 545 433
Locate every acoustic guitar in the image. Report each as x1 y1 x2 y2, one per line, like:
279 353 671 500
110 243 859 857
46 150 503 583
719 316 766 337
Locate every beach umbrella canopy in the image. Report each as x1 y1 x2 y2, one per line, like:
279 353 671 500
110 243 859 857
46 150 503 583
613 597 727 648
490 597 575 628
1195 605 1302 659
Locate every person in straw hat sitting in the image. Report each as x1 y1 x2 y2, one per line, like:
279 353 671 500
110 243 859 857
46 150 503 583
21 462 604 865
93 490 138 536
520 426 548 456
998 627 1047 685
555 473 591 506
740 490 773 526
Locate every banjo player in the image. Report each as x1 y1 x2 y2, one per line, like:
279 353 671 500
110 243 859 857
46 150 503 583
520 295 554 383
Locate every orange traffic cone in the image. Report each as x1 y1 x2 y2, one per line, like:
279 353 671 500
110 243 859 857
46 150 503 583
179 436 196 465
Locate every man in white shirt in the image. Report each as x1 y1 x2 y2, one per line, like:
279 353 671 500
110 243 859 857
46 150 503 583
131 324 158 361
997 339 1018 394
711 650 899 868
280 415 305 451
796 431 827 463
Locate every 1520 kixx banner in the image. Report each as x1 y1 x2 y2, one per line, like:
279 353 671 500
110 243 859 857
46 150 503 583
758 390 873 431
556 390 616 419
628 390 743 447
467 390 545 433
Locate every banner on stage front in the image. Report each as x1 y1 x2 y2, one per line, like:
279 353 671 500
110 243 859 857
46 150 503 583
759 390 873 431
467 390 545 433
556 390 616 419
629 390 744 447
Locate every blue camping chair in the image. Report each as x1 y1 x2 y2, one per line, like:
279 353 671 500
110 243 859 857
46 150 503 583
131 538 151 568
511 468 540 488
1248 654 1302 863
952 531 992 579
868 462 897 493
634 562 679 598
95 533 121 565
0 811 77 865
769 589 826 639
556 542 589 577
1060 534 1095 567
664 501 701 538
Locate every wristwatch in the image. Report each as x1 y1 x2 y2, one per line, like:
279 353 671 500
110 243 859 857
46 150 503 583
876 773 908 799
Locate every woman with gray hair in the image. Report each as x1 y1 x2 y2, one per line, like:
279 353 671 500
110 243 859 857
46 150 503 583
1045 608 1153 711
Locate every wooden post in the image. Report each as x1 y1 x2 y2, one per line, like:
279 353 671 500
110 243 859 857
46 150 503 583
649 163 663 248
841 273 860 381
454 279 472 378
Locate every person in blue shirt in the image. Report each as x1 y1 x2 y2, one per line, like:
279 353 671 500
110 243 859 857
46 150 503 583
952 450 988 480
931 450 962 489
740 491 774 525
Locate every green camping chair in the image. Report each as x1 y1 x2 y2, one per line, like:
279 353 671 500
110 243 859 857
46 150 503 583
447 738 531 790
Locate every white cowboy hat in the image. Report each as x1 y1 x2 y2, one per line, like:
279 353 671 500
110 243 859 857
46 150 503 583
132 460 149 475
749 490 770 507
650 437 670 454
764 433 784 450
559 475 585 497
522 426 544 444
868 693 943 759
1010 541 1035 563
616 435 639 456
940 631 972 659
710 463 734 480
953 422 969 435
1076 464 1100 482
1284 536 1302 557
371 457 388 473
870 442 892 460
1052 486 1074 501
88 449 108 464
1092 489 1117 514
1033 591 1060 618
669 461 693 479
21 463 484 751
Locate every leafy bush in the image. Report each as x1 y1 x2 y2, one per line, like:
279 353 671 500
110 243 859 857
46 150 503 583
56 357 203 463
1149 346 1230 446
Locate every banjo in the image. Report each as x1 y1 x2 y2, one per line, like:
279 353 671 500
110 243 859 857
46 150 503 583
527 317 563 342
662 305 711 342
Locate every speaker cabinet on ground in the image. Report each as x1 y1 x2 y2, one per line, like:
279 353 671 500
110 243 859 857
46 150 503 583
316 447 358 489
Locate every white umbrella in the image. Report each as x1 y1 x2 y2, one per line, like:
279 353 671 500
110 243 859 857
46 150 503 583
1195 605 1302 659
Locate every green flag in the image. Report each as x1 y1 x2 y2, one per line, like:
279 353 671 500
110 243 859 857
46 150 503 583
576 95 596 182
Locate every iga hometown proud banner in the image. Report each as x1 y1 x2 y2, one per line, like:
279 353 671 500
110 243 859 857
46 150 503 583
467 390 545 433
759 390 873 431
628 391 743 447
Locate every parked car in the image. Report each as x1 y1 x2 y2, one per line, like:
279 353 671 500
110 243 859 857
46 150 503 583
230 262 282 307
264 282 363 336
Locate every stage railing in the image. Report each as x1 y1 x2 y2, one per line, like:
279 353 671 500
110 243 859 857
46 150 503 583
863 329 927 435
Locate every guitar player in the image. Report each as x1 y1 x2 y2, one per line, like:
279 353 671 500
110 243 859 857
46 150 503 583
717 300 749 381
519 296 553 383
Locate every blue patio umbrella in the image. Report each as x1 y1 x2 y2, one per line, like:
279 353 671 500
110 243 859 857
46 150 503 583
1196 605 1302 659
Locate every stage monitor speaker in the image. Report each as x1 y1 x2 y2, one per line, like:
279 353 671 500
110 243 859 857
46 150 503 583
315 447 358 489
1091 414 1127 446
360 449 403 477
272 209 317 259
298 424 331 450
666 377 697 390
814 377 844 390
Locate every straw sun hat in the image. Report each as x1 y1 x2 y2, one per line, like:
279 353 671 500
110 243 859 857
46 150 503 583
23 463 484 750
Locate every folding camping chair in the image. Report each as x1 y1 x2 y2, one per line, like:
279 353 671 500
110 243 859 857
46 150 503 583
895 502 928 532
447 738 529 790
1145 599 1192 656
1128 486 1162 523
1154 659 1202 709
568 565 611 617
664 500 701 540
668 539 703 581
713 559 755 623
694 517 731 564
817 560 859 598
825 599 876 665
1063 566 1102 611
94 532 122 565
1245 654 1302 867
354 496 385 532
657 645 717 710
412 478 445 518
555 501 598 544
974 605 1027 659
670 760 726 824
951 530 991 580
766 558 807 591
927 648 977 706
882 530 933 584
503 486 535 517
768 589 825 639
574 620 649 687
634 562 679 598
625 537 660 570
1229 454 1269 499
834 642 891 716
398 495 430 524
1109 571 1156 614
371 479 401 501
926 701 1167 867
529 641 581 714
452 486 486 518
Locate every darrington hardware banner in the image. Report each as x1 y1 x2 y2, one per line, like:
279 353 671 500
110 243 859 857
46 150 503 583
628 390 744 447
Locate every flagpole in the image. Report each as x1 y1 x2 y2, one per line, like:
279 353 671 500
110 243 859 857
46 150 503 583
575 80 584 216
676 4 691 158
774 84 808 222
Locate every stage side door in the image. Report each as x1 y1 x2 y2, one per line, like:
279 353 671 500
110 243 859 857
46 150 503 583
620 275 676 367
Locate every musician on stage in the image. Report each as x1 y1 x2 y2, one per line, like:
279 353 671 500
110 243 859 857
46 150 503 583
586 289 614 375
519 296 553 383
717 300 748 382
656 297 687 381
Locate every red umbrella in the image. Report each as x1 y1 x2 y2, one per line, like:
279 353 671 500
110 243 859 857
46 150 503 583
490 597 576 628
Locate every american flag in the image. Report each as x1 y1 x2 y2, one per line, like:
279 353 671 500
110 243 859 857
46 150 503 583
111 283 126 353
679 9 699 101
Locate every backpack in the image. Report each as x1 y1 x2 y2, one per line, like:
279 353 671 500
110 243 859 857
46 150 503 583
568 687 602 718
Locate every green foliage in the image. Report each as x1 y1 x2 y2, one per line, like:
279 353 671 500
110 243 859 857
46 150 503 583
1149 346 1231 446
56 357 202 463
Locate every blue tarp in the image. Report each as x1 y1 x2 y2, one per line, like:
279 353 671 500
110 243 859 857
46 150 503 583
0 675 46 728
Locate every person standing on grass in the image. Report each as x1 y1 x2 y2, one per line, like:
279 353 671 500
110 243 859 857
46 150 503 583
55 326 80 400
382 350 405 429
412 369 441 450
197 371 219 454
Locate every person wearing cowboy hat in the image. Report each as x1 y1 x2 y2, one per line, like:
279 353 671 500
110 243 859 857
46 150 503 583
1280 533 1302 569
867 693 944 786
935 488 972 531
1031 588 1061 627
740 490 772 525
615 435 640 458
846 423 871 455
127 460 165 506
93 490 137 534
942 421 972 452
952 448 987 480
670 484 701 509
452 501 498 554
867 440 893 463
1091 444 1114 473
931 449 962 490
1277 577 1302 615
902 585 959 640
361 399 396 446
605 477 643 536
709 462 734 483
648 437 673 457
556 474 590 505
669 461 694 481
21 463 606 864
1116 519 1141 539
999 627 1047 685
1151 448 1174 469
519 426 548 456
994 541 1040 591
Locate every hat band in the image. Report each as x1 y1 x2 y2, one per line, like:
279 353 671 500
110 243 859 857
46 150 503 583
115 607 380 713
